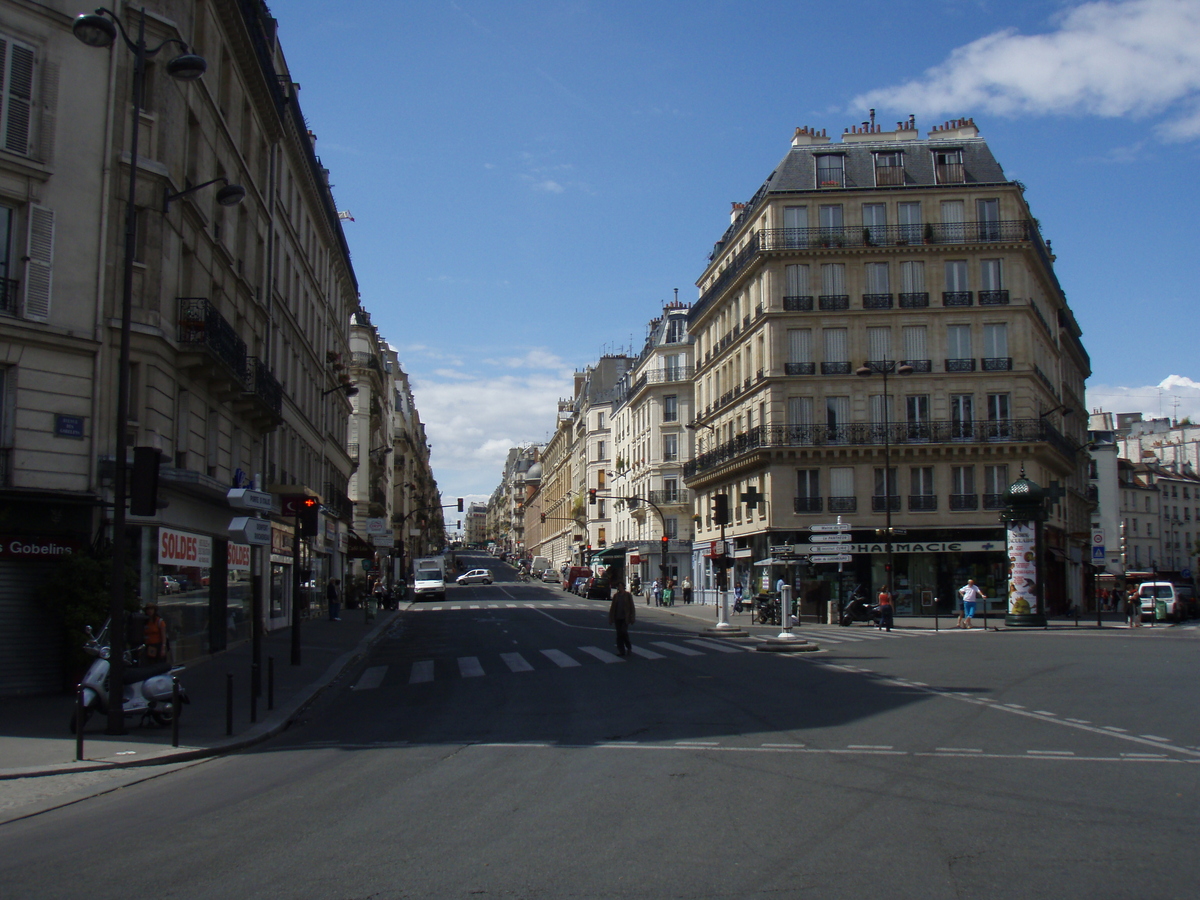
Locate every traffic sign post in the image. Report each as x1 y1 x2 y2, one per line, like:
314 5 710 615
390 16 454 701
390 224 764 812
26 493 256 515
811 553 853 564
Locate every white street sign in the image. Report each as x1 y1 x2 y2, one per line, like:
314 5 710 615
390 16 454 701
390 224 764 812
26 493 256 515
371 534 394 547
809 533 852 543
366 517 388 535
226 488 274 511
228 516 271 545
810 523 852 533
810 544 852 554
811 553 853 563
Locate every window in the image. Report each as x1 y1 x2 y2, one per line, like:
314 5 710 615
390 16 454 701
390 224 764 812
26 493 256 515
796 469 821 512
663 433 678 462
826 396 850 443
0 35 35 156
980 259 1005 303
898 202 922 242
910 466 936 510
783 206 808 247
786 396 813 427
935 149 964 184
595 440 605 461
873 467 899 511
951 393 974 439
664 517 678 538
785 263 811 299
663 395 678 422
822 327 849 373
874 152 903 186
598 527 606 546
598 500 606 518
986 393 1011 439
597 412 605 429
664 353 681 380
786 328 813 374
864 262 890 295
816 155 844 187
951 466 977 508
597 470 605 489
0 203 13 314
983 323 1009 370
662 477 678 502
906 394 930 440
665 316 685 343
863 203 886 242
977 199 1000 240
899 260 926 306
947 324 972 360
819 264 847 309
945 260 969 292
867 326 891 363
902 325 928 368
829 467 856 511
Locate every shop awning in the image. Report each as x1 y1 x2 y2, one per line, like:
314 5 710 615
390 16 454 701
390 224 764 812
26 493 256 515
590 546 625 561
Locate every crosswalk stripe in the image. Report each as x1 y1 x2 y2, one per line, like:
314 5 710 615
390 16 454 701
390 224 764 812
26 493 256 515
578 646 625 663
629 645 665 659
458 656 485 678
501 652 533 672
410 660 434 684
505 603 518 608
685 638 747 653
651 641 704 657
353 665 388 690
541 649 581 668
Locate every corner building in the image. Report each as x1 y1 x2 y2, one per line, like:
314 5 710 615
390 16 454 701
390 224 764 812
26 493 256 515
685 118 1091 616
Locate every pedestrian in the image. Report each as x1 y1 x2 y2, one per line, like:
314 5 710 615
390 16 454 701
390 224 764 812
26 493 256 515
877 586 894 631
1125 587 1140 627
609 579 635 656
663 578 675 607
958 578 985 629
652 578 662 606
141 602 169 665
327 577 341 621
682 575 693 605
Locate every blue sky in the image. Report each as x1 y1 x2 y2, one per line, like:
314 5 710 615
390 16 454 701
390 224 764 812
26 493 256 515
268 0 1200 511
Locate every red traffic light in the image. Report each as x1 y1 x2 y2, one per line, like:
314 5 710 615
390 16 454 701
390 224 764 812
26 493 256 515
301 497 317 508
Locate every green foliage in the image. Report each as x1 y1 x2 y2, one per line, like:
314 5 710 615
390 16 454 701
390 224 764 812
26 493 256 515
38 548 137 674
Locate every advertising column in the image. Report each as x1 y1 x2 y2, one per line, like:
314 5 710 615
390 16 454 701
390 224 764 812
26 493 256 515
1001 472 1048 628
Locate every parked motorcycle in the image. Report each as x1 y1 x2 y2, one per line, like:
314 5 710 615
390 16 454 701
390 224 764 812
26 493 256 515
839 593 881 627
70 621 188 733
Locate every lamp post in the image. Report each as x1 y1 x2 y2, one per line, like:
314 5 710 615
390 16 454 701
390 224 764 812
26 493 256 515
856 360 912 600
75 7 208 735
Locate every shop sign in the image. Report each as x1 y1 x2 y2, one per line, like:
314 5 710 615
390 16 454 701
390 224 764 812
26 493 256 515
785 540 1002 555
228 542 252 572
0 535 82 559
366 517 388 535
271 525 292 557
158 527 212 566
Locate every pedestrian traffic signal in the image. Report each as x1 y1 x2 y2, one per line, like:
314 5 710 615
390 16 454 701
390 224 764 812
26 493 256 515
712 493 730 525
588 488 597 505
129 447 161 516
297 497 320 536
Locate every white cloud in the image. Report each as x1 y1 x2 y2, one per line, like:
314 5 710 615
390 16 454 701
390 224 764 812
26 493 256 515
1087 375 1200 421
854 0 1200 140
533 179 565 194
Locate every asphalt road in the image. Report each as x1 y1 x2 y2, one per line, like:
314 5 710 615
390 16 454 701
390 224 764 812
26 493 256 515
2 556 1198 899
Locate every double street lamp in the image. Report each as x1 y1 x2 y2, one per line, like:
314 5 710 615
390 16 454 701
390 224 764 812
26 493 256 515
74 8 243 734
856 360 913 598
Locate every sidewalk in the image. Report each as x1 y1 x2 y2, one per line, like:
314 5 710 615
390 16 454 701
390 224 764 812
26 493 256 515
0 608 398 780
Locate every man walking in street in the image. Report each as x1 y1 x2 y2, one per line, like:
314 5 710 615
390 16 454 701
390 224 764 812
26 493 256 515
877 587 894 631
958 578 985 629
609 579 635 657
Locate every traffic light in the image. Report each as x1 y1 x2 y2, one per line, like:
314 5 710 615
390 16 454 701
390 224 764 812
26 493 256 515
712 493 730 525
588 488 597 505
540 513 546 523
129 447 161 516
297 497 320 536
661 534 669 550
457 498 464 512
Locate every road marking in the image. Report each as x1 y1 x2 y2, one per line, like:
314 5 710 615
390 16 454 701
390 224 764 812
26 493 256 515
500 652 533 672
936 747 982 753
848 744 894 750
458 656 485 678
628 645 665 660
762 742 806 748
685 638 747 653
578 646 625 663
352 665 387 690
1140 735 1172 742
409 660 434 684
541 649 581 668
1027 750 1075 756
676 741 719 746
651 641 704 656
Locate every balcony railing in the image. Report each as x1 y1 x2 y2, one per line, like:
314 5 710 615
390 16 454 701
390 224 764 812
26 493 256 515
684 418 1077 478
785 362 815 376
783 295 813 311
898 292 929 309
794 496 823 513
945 358 976 372
901 359 932 373
875 165 905 186
950 494 979 510
0 278 19 315
178 297 248 383
983 493 1006 510
909 495 937 511
821 361 851 375
872 495 901 512
244 357 283 418
981 357 1013 371
979 290 1010 306
862 293 893 309
648 489 690 506
942 291 973 307
818 295 849 311
829 496 857 513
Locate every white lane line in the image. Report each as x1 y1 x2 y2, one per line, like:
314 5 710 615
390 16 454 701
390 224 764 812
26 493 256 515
500 652 534 672
676 741 719 746
628 645 665 660
1140 735 1172 742
762 743 806 748
458 656 485 678
848 744 894 750
936 747 983 753
685 638 747 653
448 605 461 610
1066 718 1091 724
541 649 581 668
578 646 625 663
1123 752 1169 758
650 641 705 657
352 665 387 690
1027 750 1075 756
409 660 434 684
1103 726 1129 733
1034 710 1057 716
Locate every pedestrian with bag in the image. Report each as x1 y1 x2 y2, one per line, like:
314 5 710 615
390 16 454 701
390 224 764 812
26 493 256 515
651 578 662 607
957 578 985 629
141 602 169 665
662 578 675 607
877 587 894 632
609 579 636 656
682 575 693 605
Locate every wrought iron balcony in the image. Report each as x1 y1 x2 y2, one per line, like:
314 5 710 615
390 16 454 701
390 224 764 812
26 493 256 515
901 359 932 373
979 290 1010 306
981 357 1013 371
648 489 690 506
872 495 901 512
244 357 283 419
322 481 353 520
945 358 976 372
821 362 852 375
684 418 1078 478
909 495 937 511
783 295 813 311
785 362 815 375
794 496 823 513
178 297 248 385
983 493 1006 510
819 295 849 311
949 494 979 510
942 291 973 307
0 278 18 315
898 292 929 309
829 496 857 513
863 293 893 309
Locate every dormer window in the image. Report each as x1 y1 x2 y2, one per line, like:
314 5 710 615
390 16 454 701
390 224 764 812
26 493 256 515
874 151 904 186
816 155 844 188
934 149 964 184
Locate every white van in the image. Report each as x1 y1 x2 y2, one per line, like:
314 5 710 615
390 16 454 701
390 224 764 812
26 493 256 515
529 556 551 577
1136 582 1192 623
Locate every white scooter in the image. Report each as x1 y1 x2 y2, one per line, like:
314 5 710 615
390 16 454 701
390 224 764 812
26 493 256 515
70 620 188 733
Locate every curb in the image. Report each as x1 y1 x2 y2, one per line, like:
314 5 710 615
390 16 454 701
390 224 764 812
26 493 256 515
0 611 399 781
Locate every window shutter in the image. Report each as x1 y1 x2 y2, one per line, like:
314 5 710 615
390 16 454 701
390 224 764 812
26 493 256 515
1 38 35 156
23 204 53 320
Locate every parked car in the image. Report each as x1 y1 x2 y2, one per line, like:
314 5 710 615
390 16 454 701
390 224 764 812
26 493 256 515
570 577 589 596
456 568 494 586
158 575 180 594
562 565 592 591
586 577 612 601
540 569 559 583
1137 582 1192 622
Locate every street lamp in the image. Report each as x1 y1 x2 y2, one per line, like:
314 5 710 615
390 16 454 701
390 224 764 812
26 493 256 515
856 359 913 600
163 177 246 212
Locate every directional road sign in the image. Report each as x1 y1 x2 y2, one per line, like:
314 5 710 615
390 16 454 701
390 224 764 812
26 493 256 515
810 523 853 533
811 553 853 564
227 488 273 511
810 544 852 554
228 516 271 545
809 533 852 543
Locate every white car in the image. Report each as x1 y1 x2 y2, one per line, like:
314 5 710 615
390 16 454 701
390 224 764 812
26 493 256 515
540 569 560 584
456 568 494 585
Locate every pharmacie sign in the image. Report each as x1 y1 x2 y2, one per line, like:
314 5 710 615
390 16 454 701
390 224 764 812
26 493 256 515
158 527 212 566
787 540 1003 555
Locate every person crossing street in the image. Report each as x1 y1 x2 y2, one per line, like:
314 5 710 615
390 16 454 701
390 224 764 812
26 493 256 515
608 580 635 657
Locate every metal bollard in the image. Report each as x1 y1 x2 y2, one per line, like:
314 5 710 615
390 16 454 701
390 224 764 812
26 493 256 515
250 662 259 724
226 673 234 736
75 684 85 761
171 677 180 748
268 656 275 711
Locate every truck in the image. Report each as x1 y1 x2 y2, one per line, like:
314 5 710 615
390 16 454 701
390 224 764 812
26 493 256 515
529 556 552 577
412 556 447 601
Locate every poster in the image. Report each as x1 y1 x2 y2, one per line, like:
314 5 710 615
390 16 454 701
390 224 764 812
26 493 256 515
1006 522 1037 615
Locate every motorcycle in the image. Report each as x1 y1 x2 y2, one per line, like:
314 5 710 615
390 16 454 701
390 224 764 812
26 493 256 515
839 593 881 627
70 621 188 733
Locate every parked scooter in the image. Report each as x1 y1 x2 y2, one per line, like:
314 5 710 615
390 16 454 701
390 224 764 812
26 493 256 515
70 621 188 733
839 592 881 627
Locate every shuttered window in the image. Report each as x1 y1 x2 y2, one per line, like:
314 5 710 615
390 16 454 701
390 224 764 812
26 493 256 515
0 36 35 156
823 327 848 362
867 326 891 362
23 205 53 320
785 263 810 296
787 396 812 426
787 328 812 363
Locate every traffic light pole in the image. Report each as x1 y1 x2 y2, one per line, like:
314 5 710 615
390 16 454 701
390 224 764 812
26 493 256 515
291 511 302 664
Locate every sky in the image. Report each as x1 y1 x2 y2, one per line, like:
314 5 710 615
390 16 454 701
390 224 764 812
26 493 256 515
266 0 1200 513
